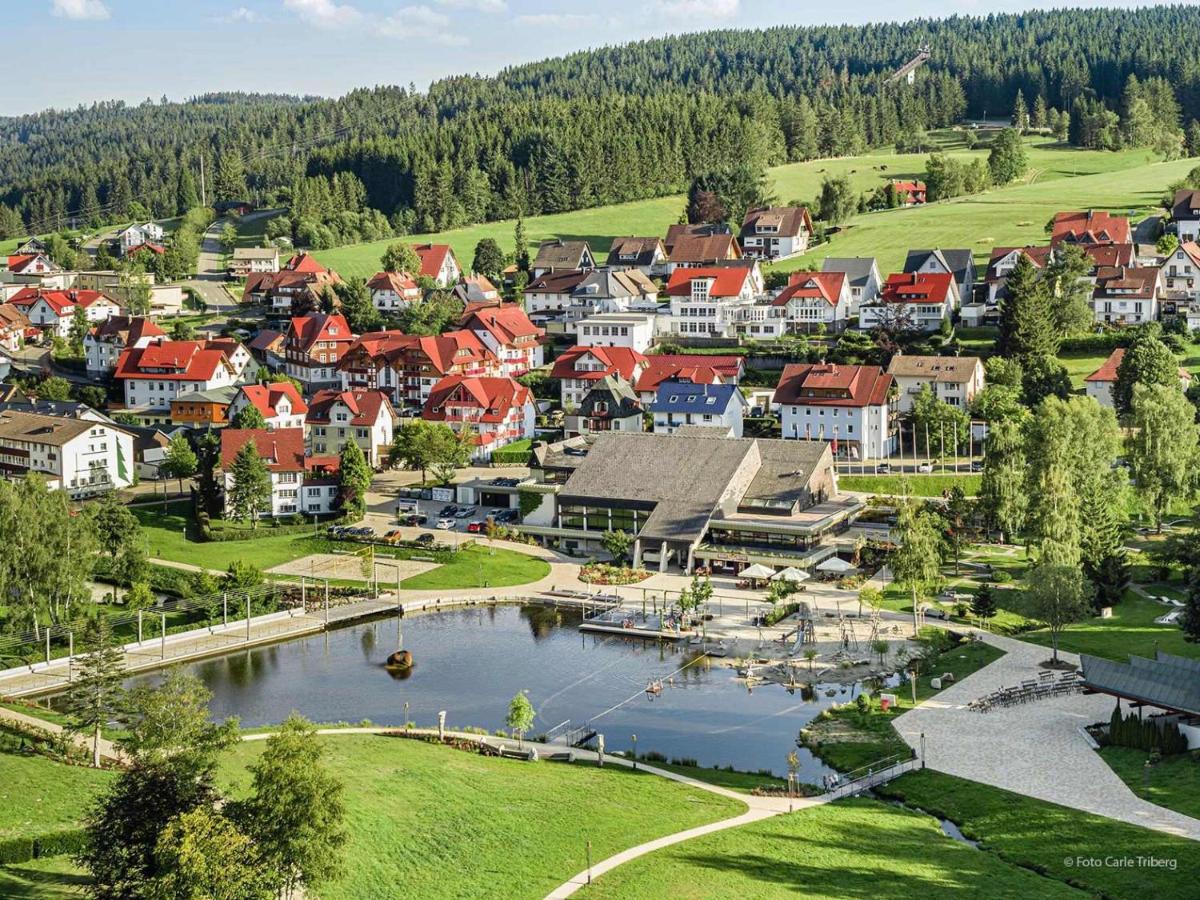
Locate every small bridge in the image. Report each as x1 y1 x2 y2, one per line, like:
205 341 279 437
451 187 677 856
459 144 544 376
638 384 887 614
544 719 597 748
824 752 920 800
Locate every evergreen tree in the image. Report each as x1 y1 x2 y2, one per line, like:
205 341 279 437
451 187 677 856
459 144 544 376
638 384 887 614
1031 94 1049 129
227 440 272 526
1044 243 1093 335
472 238 504 280
1012 89 1029 131
333 277 381 333
998 254 1057 359
62 618 126 768
215 150 247 202
816 174 857 225
971 583 998 625
513 217 529 272
1183 568 1200 643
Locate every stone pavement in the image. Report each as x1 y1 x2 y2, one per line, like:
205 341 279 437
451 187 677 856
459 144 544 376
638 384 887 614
892 631 1200 841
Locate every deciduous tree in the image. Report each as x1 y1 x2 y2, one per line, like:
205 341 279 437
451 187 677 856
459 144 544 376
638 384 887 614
1127 383 1199 531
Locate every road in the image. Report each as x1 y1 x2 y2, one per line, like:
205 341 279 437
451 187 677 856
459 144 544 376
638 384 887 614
183 209 284 315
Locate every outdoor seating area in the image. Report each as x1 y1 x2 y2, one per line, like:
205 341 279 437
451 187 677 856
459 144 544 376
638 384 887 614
967 670 1084 713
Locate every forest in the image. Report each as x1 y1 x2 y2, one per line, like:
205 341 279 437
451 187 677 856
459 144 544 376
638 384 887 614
4 6 1200 240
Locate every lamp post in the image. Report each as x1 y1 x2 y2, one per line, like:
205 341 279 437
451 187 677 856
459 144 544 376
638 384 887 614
631 734 637 770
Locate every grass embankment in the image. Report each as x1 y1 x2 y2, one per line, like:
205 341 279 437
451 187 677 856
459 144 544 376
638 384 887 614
838 474 981 497
218 734 743 899
801 636 1003 772
580 796 1079 899
0 748 113 838
1098 747 1200 821
876 769 1200 899
0 857 88 899
398 543 550 590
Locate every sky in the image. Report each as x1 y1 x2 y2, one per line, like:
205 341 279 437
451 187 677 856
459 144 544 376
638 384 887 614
3 0 1171 116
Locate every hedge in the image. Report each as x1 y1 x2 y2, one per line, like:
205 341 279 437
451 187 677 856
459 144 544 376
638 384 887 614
0 828 86 864
1058 333 1132 354
764 601 802 627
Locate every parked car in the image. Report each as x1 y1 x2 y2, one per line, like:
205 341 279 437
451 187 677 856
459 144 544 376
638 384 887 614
454 507 474 519
875 463 890 474
439 504 458 516
436 518 456 530
466 521 486 534
970 460 984 473
415 532 435 544
917 463 933 473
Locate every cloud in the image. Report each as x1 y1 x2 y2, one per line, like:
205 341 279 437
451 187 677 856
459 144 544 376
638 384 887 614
220 6 268 22
655 0 738 19
515 13 598 28
434 0 507 11
282 0 362 28
50 0 110 20
381 5 468 45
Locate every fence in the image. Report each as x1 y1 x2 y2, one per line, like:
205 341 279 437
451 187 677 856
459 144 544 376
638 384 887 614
824 752 921 800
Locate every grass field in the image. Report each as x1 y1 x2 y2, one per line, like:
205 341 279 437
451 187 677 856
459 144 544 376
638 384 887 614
398 543 550 590
838 474 981 497
0 749 113 839
1099 747 1200 821
0 857 88 899
218 734 743 900
580 796 1078 899
876 769 1200 899
1022 589 1199 661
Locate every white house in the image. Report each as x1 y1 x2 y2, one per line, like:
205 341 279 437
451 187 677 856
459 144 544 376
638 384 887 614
738 206 813 261
461 305 544 377
649 380 747 438
84 316 165 377
367 271 422 312
228 382 308 430
768 271 850 333
575 312 656 353
422 376 535 461
861 272 956 333
414 244 462 287
1172 190 1200 242
1091 266 1161 326
228 247 281 278
220 428 336 518
10 288 123 338
821 257 882 316
118 222 165 256
1160 241 1200 308
886 355 986 414
664 266 758 338
549 345 647 408
606 237 668 276
114 339 240 422
0 410 135 495
774 363 896 460
305 388 397 468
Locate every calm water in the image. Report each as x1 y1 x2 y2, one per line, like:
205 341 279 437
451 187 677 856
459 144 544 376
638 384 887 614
128 605 852 782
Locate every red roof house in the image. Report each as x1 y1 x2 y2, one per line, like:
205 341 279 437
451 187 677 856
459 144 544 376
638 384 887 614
1051 211 1133 247
422 375 535 458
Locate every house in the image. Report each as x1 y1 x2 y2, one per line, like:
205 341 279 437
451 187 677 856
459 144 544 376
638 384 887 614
902 249 973 307
1051 210 1132 247
14 238 47 256
523 270 590 319
229 382 308 430
3 253 60 280
664 266 759 338
461 305 544 377
1085 348 1192 408
114 339 240 422
775 363 896 459
367 271 422 312
282 313 356 390
768 271 851 334
525 268 658 325
564 376 644 438
1091 266 1161 326
219 428 333 518
968 245 1055 327
422 375 535 460
228 247 280 278
821 257 882 316
413 244 462 287
118 222 165 256
10 288 123 338
886 355 986 414
519 431 844 572
0 409 134 495
201 337 259 383
531 240 595 277
1171 190 1200 242
650 380 746 438
0 303 32 352
337 329 497 412
1159 241 1200 311
738 206 812 261
633 356 735 405
606 237 668 275
664 225 741 273
247 329 286 371
860 272 956 332
550 345 647 408
243 253 341 316
305 388 396 467
453 275 500 306
891 180 927 206
170 386 240 428
575 312 657 353
84 315 165 376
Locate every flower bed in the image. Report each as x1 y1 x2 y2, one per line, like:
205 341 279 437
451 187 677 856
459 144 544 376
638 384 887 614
579 563 653 585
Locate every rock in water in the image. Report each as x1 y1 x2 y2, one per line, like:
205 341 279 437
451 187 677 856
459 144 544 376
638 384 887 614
386 649 413 668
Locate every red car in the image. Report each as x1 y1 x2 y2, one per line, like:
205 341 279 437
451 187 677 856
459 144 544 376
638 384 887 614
466 521 487 534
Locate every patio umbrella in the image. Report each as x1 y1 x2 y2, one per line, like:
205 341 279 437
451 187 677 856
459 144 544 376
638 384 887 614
816 556 856 574
739 564 776 580
772 567 810 583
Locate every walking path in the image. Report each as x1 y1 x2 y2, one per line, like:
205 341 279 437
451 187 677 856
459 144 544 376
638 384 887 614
892 630 1200 841
0 704 122 763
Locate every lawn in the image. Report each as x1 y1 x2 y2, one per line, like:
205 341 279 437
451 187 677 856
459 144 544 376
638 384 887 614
0 749 113 839
876 769 1200 899
0 857 88 899
1022 589 1200 662
580 797 1079 899
1098 746 1200 821
218 734 743 900
398 543 550 590
838 474 981 497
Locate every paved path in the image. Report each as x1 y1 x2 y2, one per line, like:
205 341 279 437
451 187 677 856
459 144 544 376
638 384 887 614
0 703 122 763
892 630 1200 841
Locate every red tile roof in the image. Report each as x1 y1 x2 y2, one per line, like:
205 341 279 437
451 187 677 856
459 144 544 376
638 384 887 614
305 388 393 425
285 313 354 353
287 252 328 274
114 340 231 382
772 271 845 307
10 287 118 316
664 266 751 298
550 345 646 382
1083 243 1135 269
649 353 743 379
340 329 494 375
248 329 284 353
219 428 306 472
880 272 955 304
423 376 532 424
462 304 544 345
774 363 894 408
1051 210 1132 246
635 359 724 393
6 254 55 274
368 271 420 294
238 382 308 418
1085 348 1192 384
414 243 455 280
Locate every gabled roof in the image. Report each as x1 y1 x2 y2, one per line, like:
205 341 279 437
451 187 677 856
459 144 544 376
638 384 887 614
6 253 58 274
0 303 32 332
525 269 590 295
577 375 642 419
606 237 665 267
248 329 284 353
10 287 119 316
413 243 458 280
532 239 592 271
115 340 232 382
891 179 926 193
650 380 743 414
1083 243 1135 269
666 232 741 264
1080 651 1200 717
984 245 1054 281
772 271 845 307
1176 241 1200 269
886 354 983 383
339 329 493 375
664 223 732 252
550 345 646 382
368 271 420 294
285 313 354 352
1082 348 1189 385
305 388 392 425
774 363 893 408
462 304 544 345
649 354 743 379
821 257 879 288
664 266 751 298
287 252 328 274
0 410 95 447
1172 189 1200 221
86 315 164 345
1051 210 1132 246
1093 266 1159 300
880 271 955 304
423 376 532 425
903 249 974 286
219 427 306 472
739 206 812 239
238 382 308 418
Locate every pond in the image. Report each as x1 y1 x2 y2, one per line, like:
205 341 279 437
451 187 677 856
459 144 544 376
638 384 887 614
128 605 856 783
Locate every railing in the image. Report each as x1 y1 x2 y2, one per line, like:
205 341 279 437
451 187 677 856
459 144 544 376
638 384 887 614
824 752 920 800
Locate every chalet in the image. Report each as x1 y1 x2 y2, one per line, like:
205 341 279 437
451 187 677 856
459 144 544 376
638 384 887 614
305 388 396 467
860 272 956 332
664 224 741 273
564 376 644 438
247 329 286 371
244 252 341 316
0 409 134 495
1172 190 1200 242
0 303 32 352
461 305 544 377
229 382 308 430
738 206 812 261
1085 348 1192 408
606 237 668 275
283 313 356 390
902 249 973 307
413 243 462 287
337 329 497 411
3 253 60 280
775 363 896 459
422 375 535 461
650 380 746 438
219 428 335 518
84 315 165 376
228 247 280 278
114 339 240 422
367 271 422 312
821 257 882 315
1051 210 1132 247
10 288 123 338
886 355 985 414
768 271 851 334
118 222 165 256
550 345 648 408
664 266 758 338
170 386 240 428
1091 266 1161 326
891 180 927 206
531 240 595 278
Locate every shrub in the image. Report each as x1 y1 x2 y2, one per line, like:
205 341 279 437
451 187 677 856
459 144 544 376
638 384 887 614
34 829 87 858
0 837 34 864
763 602 801 627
